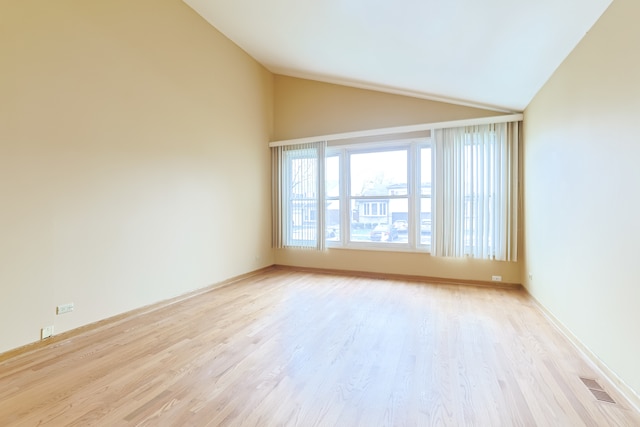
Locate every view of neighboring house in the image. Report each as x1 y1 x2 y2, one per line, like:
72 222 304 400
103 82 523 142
351 182 431 227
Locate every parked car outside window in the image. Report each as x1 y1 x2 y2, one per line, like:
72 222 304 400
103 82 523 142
421 219 431 235
370 224 399 242
392 220 408 232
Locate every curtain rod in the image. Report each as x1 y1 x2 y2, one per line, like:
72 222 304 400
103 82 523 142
269 113 523 148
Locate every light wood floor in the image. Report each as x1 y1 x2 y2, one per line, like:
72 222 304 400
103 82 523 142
1 267 638 426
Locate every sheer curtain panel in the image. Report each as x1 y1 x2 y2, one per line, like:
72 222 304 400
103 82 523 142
432 122 519 261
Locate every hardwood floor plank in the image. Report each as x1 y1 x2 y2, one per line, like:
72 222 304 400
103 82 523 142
1 268 639 426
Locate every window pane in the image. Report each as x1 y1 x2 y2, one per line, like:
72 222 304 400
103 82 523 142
350 198 408 244
350 150 407 196
325 154 340 198
420 197 431 246
420 146 432 247
289 156 317 199
286 151 318 247
326 200 340 242
420 146 432 196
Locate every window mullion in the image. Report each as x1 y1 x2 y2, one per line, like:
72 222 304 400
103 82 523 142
408 142 418 248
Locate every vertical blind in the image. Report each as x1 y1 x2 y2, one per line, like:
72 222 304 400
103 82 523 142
272 141 326 250
432 122 519 261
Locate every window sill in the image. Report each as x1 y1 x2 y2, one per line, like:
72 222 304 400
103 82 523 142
325 242 432 254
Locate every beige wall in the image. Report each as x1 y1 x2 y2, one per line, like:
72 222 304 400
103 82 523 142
276 249 521 284
273 75 504 141
273 76 520 284
523 0 640 399
0 0 274 353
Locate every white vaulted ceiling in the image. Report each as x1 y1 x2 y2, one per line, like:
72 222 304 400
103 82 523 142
184 0 612 112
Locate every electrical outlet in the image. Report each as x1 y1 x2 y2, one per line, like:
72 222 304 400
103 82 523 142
528 272 533 281
56 303 74 315
41 325 54 340
491 275 502 282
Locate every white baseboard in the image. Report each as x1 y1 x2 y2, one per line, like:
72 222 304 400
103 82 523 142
527 291 640 413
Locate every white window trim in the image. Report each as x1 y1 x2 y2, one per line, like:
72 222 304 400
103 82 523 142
269 114 523 148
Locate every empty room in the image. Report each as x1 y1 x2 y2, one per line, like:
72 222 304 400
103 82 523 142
1 0 639 425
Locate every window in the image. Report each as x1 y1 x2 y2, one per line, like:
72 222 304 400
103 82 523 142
272 142 325 249
273 121 519 260
348 148 409 245
286 152 319 246
322 141 430 250
274 139 432 251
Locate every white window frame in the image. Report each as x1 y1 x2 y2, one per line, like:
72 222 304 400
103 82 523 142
325 139 431 252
